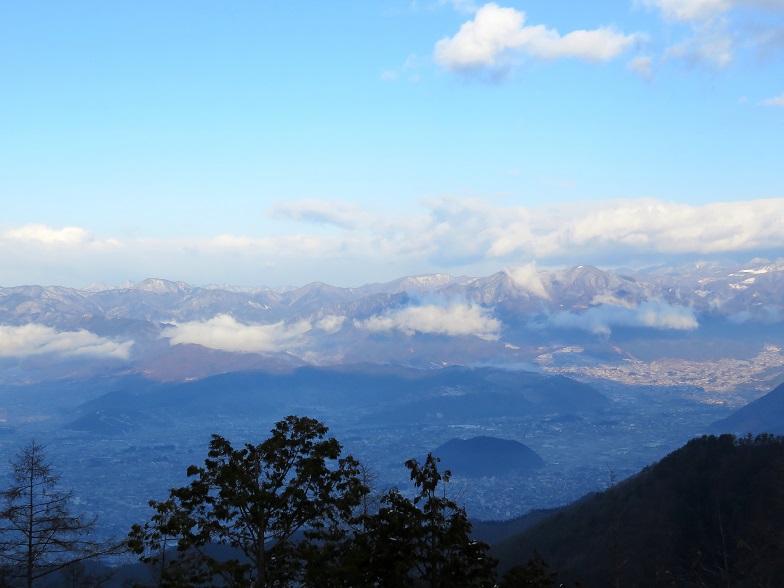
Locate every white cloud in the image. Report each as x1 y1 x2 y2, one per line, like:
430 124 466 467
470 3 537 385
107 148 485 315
3 224 92 246
315 315 347 333
161 315 312 354
590 293 638 309
762 92 784 106
3 197 784 289
434 3 640 72
0 324 132 359
549 300 699 336
505 263 550 299
354 303 501 339
538 198 784 258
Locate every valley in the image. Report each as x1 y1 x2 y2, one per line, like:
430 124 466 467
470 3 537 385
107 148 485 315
0 259 783 544
0 366 737 541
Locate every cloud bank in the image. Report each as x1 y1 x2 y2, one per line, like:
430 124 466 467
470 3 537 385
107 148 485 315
0 325 132 359
548 300 699 336
161 315 313 354
2 197 783 288
354 304 501 339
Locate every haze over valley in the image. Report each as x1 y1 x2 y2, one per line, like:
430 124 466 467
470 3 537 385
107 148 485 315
1 258 782 540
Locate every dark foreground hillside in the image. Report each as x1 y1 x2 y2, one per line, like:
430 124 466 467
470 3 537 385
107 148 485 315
713 381 784 435
493 434 784 587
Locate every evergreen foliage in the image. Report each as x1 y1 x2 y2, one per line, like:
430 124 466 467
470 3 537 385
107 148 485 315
129 421 497 587
321 454 497 587
128 415 368 587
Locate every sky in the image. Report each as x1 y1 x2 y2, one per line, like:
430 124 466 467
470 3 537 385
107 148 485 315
1 0 783 289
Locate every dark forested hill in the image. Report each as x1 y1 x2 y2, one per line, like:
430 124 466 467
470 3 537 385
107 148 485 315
432 436 545 478
713 381 784 435
493 434 784 587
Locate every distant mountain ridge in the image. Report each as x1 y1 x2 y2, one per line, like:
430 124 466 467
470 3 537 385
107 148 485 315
1 258 783 384
4 258 783 326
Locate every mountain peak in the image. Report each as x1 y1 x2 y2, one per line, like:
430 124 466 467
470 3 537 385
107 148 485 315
132 278 192 294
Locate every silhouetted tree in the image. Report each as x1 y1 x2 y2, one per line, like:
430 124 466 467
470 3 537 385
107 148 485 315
499 550 558 587
128 416 368 587
0 440 110 588
336 454 496 587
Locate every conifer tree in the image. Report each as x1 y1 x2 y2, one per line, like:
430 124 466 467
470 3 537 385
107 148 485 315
0 440 106 588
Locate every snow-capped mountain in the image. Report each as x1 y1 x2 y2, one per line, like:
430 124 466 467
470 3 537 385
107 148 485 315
0 259 782 383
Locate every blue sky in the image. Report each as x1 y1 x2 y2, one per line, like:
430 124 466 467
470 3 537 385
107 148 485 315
1 0 783 288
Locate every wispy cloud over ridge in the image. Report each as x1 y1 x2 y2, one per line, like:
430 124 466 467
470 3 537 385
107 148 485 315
548 300 699 336
161 315 312 354
354 303 501 339
0 325 132 359
505 263 550 300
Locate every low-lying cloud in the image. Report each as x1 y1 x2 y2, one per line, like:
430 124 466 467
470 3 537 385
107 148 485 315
505 263 550 299
354 303 501 339
315 315 347 334
161 315 313 354
548 300 699 336
0 324 132 359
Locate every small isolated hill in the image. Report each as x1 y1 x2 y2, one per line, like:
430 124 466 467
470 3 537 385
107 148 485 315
713 381 784 435
433 436 544 478
493 433 784 587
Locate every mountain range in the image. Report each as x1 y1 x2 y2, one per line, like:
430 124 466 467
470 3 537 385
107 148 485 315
1 258 783 385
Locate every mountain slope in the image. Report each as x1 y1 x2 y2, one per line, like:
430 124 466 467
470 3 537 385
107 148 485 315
713 381 784 435
492 434 784 587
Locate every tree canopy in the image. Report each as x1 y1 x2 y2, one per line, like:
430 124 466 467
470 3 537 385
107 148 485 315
129 417 499 587
129 415 368 587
